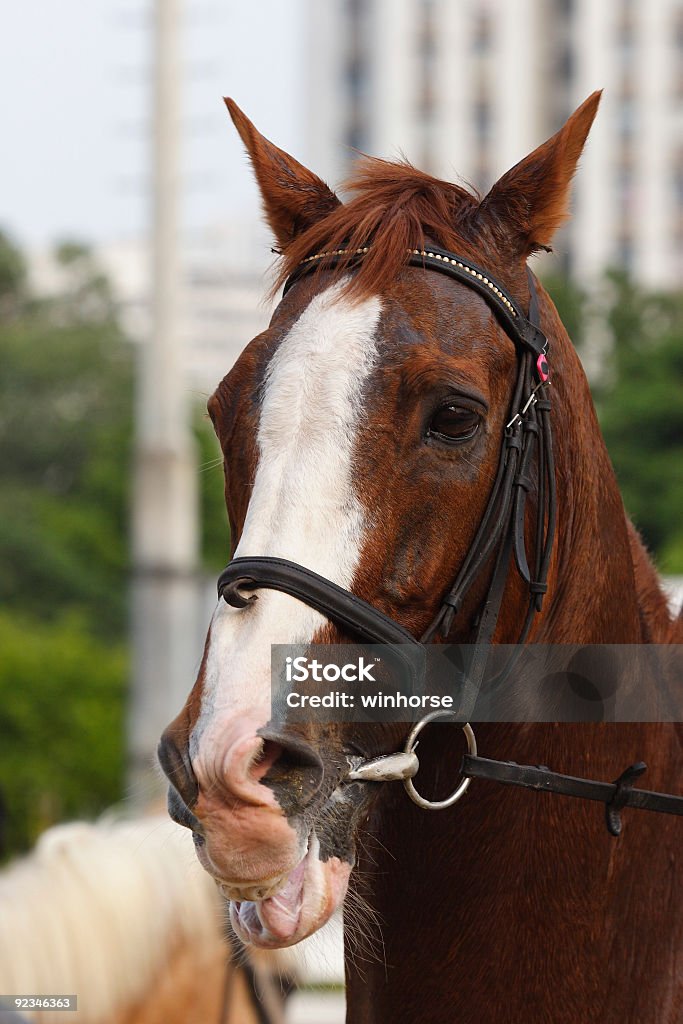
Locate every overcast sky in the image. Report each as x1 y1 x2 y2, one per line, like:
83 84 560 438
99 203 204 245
0 1 306 248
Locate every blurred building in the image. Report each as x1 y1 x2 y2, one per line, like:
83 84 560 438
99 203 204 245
306 0 683 287
29 221 273 396
100 222 274 394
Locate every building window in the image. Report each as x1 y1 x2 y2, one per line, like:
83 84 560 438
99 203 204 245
558 43 574 83
617 234 634 274
674 68 683 102
617 4 636 63
417 0 437 119
673 152 683 207
345 57 365 98
418 0 438 63
673 8 683 50
618 98 637 139
345 115 365 153
474 158 490 193
472 11 492 54
617 163 635 218
475 99 491 141
344 0 369 159
618 68 635 103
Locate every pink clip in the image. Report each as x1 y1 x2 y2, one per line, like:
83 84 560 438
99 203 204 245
536 353 550 383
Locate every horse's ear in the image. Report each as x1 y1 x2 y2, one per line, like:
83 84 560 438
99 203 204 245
478 91 602 258
224 98 341 247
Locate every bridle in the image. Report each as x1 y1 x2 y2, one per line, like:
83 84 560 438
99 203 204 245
216 245 683 836
219 244 555 684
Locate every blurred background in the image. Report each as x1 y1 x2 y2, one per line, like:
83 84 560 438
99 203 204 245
0 0 681 1018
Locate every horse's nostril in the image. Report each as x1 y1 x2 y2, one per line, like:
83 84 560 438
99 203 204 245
256 730 324 812
251 739 287 783
168 785 203 834
158 728 199 809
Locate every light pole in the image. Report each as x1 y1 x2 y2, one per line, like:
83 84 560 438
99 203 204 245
128 0 199 802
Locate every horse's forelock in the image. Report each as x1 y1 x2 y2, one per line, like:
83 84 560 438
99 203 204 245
273 157 490 302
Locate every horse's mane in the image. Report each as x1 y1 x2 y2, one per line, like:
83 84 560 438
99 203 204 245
0 816 225 1021
274 157 490 300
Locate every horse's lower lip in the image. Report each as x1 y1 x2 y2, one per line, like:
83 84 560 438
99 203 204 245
229 842 311 944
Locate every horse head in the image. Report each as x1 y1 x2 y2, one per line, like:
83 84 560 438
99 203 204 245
157 92 638 952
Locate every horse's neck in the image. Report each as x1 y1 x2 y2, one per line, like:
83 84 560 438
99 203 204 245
537 312 670 644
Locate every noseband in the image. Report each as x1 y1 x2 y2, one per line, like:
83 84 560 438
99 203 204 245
216 246 683 834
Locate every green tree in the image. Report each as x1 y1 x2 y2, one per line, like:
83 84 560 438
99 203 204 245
0 611 126 853
0 238 134 638
0 230 27 316
0 231 133 856
595 272 683 571
545 269 683 572
542 272 589 350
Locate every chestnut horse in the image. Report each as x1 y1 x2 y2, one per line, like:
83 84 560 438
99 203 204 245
160 92 683 1022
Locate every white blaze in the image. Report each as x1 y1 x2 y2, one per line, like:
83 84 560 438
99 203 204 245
191 282 382 755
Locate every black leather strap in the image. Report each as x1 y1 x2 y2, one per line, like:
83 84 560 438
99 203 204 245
284 244 548 360
218 556 420 647
462 755 683 835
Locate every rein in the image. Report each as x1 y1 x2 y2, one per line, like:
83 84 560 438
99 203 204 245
347 711 683 836
217 245 683 836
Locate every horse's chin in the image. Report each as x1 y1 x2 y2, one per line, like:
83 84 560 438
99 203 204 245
228 833 351 948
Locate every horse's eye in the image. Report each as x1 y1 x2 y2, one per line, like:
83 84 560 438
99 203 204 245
428 405 481 444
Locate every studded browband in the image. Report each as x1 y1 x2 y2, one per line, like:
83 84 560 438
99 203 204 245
282 243 549 368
